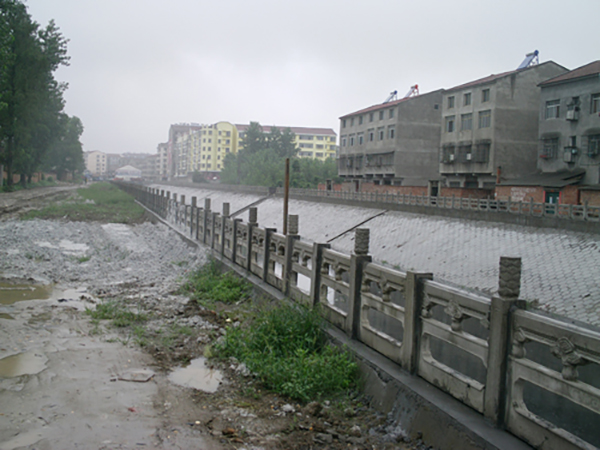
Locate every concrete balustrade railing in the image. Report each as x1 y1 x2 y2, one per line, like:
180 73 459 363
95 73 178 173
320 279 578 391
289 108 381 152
278 187 600 222
116 182 600 450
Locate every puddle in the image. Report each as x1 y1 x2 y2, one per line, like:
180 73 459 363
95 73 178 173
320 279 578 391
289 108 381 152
0 313 14 320
168 357 223 392
0 283 52 305
0 351 47 378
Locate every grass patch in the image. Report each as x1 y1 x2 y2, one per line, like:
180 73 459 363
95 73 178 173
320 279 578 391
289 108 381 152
216 303 358 402
182 260 251 306
85 300 148 328
21 182 146 223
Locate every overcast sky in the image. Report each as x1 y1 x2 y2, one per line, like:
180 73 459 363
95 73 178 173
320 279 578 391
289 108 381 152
24 0 600 155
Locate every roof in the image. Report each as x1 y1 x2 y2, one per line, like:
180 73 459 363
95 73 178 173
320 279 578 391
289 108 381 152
499 169 586 188
235 124 336 136
539 60 600 87
115 165 142 173
339 96 413 119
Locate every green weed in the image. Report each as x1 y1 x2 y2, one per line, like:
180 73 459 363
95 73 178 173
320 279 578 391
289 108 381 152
216 303 358 402
183 260 250 306
85 301 148 328
76 255 91 263
21 182 145 223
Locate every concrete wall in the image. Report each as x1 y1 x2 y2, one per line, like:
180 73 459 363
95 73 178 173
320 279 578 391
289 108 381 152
538 75 600 184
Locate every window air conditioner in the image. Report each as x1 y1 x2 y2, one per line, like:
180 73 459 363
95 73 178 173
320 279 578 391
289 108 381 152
449 154 455 162
466 153 472 161
566 110 579 121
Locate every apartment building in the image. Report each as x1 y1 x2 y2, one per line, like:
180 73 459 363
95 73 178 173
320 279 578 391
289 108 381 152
439 61 567 195
338 89 444 194
157 143 168 180
84 150 107 177
236 124 337 160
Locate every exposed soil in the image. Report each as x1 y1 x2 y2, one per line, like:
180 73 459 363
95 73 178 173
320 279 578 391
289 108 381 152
0 187 427 450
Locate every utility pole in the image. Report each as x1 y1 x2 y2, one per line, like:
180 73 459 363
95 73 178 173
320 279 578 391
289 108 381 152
283 158 290 235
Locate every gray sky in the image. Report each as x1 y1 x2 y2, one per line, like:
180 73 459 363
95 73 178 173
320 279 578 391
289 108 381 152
25 0 600 155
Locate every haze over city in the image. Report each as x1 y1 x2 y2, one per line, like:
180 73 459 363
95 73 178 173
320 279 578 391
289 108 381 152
25 0 600 155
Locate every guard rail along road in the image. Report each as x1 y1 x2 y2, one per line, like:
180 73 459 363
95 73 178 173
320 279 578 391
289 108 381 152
116 182 600 450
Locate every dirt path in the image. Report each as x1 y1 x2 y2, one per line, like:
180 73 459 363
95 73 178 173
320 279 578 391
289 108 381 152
0 195 421 449
0 185 78 219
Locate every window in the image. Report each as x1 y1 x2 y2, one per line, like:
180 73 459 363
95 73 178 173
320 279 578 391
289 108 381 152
464 93 472 106
350 118 354 126
441 146 455 163
482 89 490 102
473 142 490 163
342 119 347 128
316 144 324 149
317 136 323 140
330 136 335 142
369 112 374 122
378 127 385 140
545 100 560 119
389 108 395 119
225 148 230 153
588 135 600 157
461 113 473 130
379 110 384 120
445 116 455 133
388 125 395 139
349 135 355 146
541 137 559 159
341 136 347 147
447 96 455 109
316 152 323 158
368 129 374 142
591 93 600 114
226 131 231 137
458 145 472 163
359 115 363 125
479 110 491 128
358 133 364 145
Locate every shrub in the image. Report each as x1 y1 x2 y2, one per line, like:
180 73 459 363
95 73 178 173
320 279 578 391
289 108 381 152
183 260 250 305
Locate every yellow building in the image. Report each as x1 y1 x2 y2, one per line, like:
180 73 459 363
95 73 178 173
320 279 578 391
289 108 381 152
195 121 239 175
84 150 107 177
235 125 337 160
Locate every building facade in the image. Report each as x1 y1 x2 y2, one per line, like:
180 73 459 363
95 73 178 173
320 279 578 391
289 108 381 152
439 62 568 194
84 151 107 177
157 143 168 180
537 61 600 185
235 124 337 160
338 90 444 194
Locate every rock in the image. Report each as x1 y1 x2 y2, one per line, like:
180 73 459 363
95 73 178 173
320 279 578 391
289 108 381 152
304 401 322 416
281 404 295 413
348 424 362 437
314 433 333 444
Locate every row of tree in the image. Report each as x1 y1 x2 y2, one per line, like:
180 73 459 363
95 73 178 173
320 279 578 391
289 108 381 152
0 0 83 189
219 122 339 188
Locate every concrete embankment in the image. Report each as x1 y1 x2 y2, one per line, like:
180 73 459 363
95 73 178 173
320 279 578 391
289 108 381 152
151 183 600 327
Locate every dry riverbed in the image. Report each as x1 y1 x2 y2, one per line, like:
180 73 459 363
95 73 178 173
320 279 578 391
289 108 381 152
0 188 426 450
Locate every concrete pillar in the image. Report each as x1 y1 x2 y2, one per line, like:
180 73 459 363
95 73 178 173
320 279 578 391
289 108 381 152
284 215 300 295
347 228 372 338
400 271 433 373
211 212 219 249
249 207 258 225
484 256 523 426
190 197 197 236
232 218 242 265
310 243 330 307
204 198 211 211
222 202 230 218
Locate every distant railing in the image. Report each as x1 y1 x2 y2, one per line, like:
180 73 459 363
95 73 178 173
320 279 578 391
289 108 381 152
276 188 600 223
118 182 600 450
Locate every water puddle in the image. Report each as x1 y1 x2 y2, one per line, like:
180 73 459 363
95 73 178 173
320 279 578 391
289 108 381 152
168 357 222 392
0 351 47 378
0 283 52 305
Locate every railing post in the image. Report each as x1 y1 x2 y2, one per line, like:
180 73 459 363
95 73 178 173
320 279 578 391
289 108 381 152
203 198 211 244
484 256 524 426
220 203 230 255
211 212 219 249
401 271 433 373
310 242 330 307
191 196 197 236
263 228 276 281
247 207 258 272
347 228 372 339
180 195 186 228
584 200 589 220
232 218 242 265
284 215 300 296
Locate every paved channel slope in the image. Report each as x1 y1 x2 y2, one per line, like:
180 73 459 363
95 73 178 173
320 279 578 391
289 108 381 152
153 185 600 327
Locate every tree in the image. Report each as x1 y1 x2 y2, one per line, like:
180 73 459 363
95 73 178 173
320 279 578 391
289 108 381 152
0 1 69 188
43 115 84 180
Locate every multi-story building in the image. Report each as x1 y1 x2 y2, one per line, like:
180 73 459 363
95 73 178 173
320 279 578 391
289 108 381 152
338 89 444 194
235 124 337 160
196 121 240 176
84 150 107 177
157 143 168 180
439 61 567 195
538 61 600 185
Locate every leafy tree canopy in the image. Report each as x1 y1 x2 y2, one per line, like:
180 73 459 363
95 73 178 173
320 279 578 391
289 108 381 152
220 122 339 188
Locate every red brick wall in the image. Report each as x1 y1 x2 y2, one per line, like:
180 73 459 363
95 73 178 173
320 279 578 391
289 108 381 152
580 190 600 206
359 182 428 196
560 186 579 205
495 186 544 203
441 187 493 199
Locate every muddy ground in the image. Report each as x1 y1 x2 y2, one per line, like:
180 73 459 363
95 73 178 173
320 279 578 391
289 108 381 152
0 187 427 450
